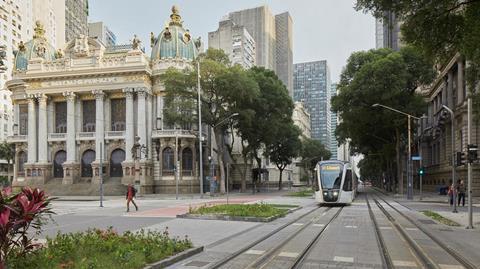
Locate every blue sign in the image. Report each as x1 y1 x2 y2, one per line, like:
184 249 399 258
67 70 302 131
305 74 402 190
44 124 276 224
412 156 422 161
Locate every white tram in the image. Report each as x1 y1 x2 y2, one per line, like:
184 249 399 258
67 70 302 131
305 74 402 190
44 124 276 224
314 160 357 205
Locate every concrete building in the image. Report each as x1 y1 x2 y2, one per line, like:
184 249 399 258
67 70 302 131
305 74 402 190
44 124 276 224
88 21 117 47
293 60 332 148
26 0 65 49
208 18 255 68
417 54 480 196
292 101 311 184
65 0 88 43
330 83 338 160
375 11 402 51
7 6 205 195
275 12 293 96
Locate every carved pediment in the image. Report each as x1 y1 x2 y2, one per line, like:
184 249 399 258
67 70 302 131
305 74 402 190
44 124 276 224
64 35 105 58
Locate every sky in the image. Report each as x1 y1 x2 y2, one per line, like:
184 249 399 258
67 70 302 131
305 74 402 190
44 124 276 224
89 0 375 82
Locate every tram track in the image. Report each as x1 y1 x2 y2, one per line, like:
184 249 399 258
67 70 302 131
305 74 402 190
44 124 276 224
206 205 328 269
371 189 477 269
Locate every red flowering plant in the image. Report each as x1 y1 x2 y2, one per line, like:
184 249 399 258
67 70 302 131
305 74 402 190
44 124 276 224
0 187 53 269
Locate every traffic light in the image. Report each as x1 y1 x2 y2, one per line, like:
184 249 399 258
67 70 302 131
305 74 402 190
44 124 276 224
0 45 7 73
467 144 478 163
456 151 466 167
418 166 425 176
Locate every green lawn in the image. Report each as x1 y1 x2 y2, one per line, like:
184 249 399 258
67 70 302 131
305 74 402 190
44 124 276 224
189 203 291 218
7 228 192 269
286 188 314 197
421 210 461 226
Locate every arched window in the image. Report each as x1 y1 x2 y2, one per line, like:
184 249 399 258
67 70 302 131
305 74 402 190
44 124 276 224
81 150 95 177
17 151 27 176
110 149 125 177
162 147 174 175
182 148 193 176
53 150 66 178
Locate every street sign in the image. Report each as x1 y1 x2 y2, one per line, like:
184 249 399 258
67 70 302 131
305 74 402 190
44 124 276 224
411 156 422 161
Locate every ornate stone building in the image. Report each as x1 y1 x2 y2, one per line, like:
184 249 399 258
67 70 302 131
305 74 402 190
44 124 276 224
7 7 204 195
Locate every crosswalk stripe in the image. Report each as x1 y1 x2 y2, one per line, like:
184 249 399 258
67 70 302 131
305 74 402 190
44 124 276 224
393 260 418 267
245 249 265 255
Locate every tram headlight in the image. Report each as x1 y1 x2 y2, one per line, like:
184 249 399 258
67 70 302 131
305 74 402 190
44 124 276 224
323 191 328 196
333 191 338 196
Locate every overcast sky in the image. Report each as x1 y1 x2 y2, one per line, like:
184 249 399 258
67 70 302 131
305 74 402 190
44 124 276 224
89 0 375 82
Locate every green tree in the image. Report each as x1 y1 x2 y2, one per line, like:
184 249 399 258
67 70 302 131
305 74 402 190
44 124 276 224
0 142 14 185
332 47 434 191
355 0 480 111
161 48 259 193
300 138 331 185
266 122 302 190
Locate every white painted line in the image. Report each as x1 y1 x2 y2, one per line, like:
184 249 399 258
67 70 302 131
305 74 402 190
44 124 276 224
405 227 419 231
292 223 304 226
278 252 299 258
439 264 465 269
334 256 354 263
393 260 418 267
245 249 265 255
344 225 358 228
322 212 327 216
379 227 393 230
313 224 325 227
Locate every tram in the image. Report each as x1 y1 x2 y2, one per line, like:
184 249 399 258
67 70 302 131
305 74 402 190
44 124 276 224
314 160 357 205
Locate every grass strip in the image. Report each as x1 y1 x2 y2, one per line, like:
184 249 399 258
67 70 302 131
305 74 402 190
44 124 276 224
421 210 461 226
286 188 314 197
189 203 290 218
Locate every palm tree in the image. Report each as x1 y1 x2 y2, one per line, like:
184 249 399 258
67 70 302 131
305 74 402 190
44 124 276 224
0 141 15 186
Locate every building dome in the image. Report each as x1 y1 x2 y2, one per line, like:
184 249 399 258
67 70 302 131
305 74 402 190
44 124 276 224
14 21 58 71
150 6 200 62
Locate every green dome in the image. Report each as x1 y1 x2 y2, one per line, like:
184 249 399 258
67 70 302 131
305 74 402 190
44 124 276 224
14 21 58 71
151 6 199 62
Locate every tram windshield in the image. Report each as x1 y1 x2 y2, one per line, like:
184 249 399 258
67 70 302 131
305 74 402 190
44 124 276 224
320 164 343 189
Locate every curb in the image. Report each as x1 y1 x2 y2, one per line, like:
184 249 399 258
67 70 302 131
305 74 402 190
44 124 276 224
143 246 204 269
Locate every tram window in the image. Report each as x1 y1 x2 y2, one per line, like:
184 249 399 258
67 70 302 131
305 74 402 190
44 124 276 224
320 164 342 189
343 169 353 191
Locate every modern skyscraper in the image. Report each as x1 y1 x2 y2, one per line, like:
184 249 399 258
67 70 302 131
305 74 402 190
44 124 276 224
375 11 402 50
88 21 117 47
293 60 332 147
227 6 293 95
208 18 255 68
330 83 338 160
24 0 65 49
65 0 88 42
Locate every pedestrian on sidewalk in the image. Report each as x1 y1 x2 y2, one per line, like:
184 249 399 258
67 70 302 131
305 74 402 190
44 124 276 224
448 183 455 205
457 179 466 207
126 184 138 212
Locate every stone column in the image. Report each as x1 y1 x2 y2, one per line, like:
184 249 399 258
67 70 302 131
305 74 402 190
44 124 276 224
93 90 105 161
27 95 37 164
147 94 152 159
64 92 76 162
447 71 454 108
136 88 147 159
457 60 464 105
13 103 19 133
124 88 135 161
37 94 48 163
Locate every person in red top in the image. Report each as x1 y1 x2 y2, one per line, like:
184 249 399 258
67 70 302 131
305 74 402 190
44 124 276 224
126 184 138 212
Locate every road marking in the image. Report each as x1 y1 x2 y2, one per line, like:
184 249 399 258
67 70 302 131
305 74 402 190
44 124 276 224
322 212 327 216
278 252 298 258
245 249 265 255
379 227 393 230
313 224 325 227
345 225 358 228
439 264 465 269
292 223 304 226
405 227 419 231
334 256 354 263
393 260 418 267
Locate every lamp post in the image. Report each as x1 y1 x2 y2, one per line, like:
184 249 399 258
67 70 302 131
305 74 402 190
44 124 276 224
372 103 419 200
131 135 148 195
442 105 458 213
197 61 204 198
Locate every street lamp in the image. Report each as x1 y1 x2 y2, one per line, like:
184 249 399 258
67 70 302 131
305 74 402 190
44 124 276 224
442 105 458 213
197 61 204 198
131 135 148 195
372 103 419 200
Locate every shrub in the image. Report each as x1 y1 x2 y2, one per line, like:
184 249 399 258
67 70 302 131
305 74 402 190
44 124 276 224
0 187 53 269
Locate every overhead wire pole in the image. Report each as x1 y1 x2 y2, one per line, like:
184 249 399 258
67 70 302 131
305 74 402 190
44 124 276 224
197 61 204 198
442 105 458 213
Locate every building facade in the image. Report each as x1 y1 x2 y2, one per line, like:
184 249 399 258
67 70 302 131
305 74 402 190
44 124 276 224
65 0 88 43
418 54 480 195
27 0 65 49
7 6 205 195
88 21 116 47
330 83 338 159
292 101 311 184
293 60 332 147
375 11 402 51
275 12 293 96
208 19 255 68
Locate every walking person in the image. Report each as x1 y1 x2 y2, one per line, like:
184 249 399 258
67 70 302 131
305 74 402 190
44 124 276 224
457 179 466 207
448 182 455 205
126 184 138 212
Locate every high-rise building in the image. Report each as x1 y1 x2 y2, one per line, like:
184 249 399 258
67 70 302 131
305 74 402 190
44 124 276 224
65 0 88 43
275 12 293 96
208 18 255 68
330 83 338 160
227 6 294 95
26 0 65 49
88 21 117 47
293 60 331 147
375 11 402 51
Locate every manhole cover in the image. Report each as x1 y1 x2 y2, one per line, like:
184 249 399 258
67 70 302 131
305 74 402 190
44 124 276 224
418 219 436 225
185 261 210 267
